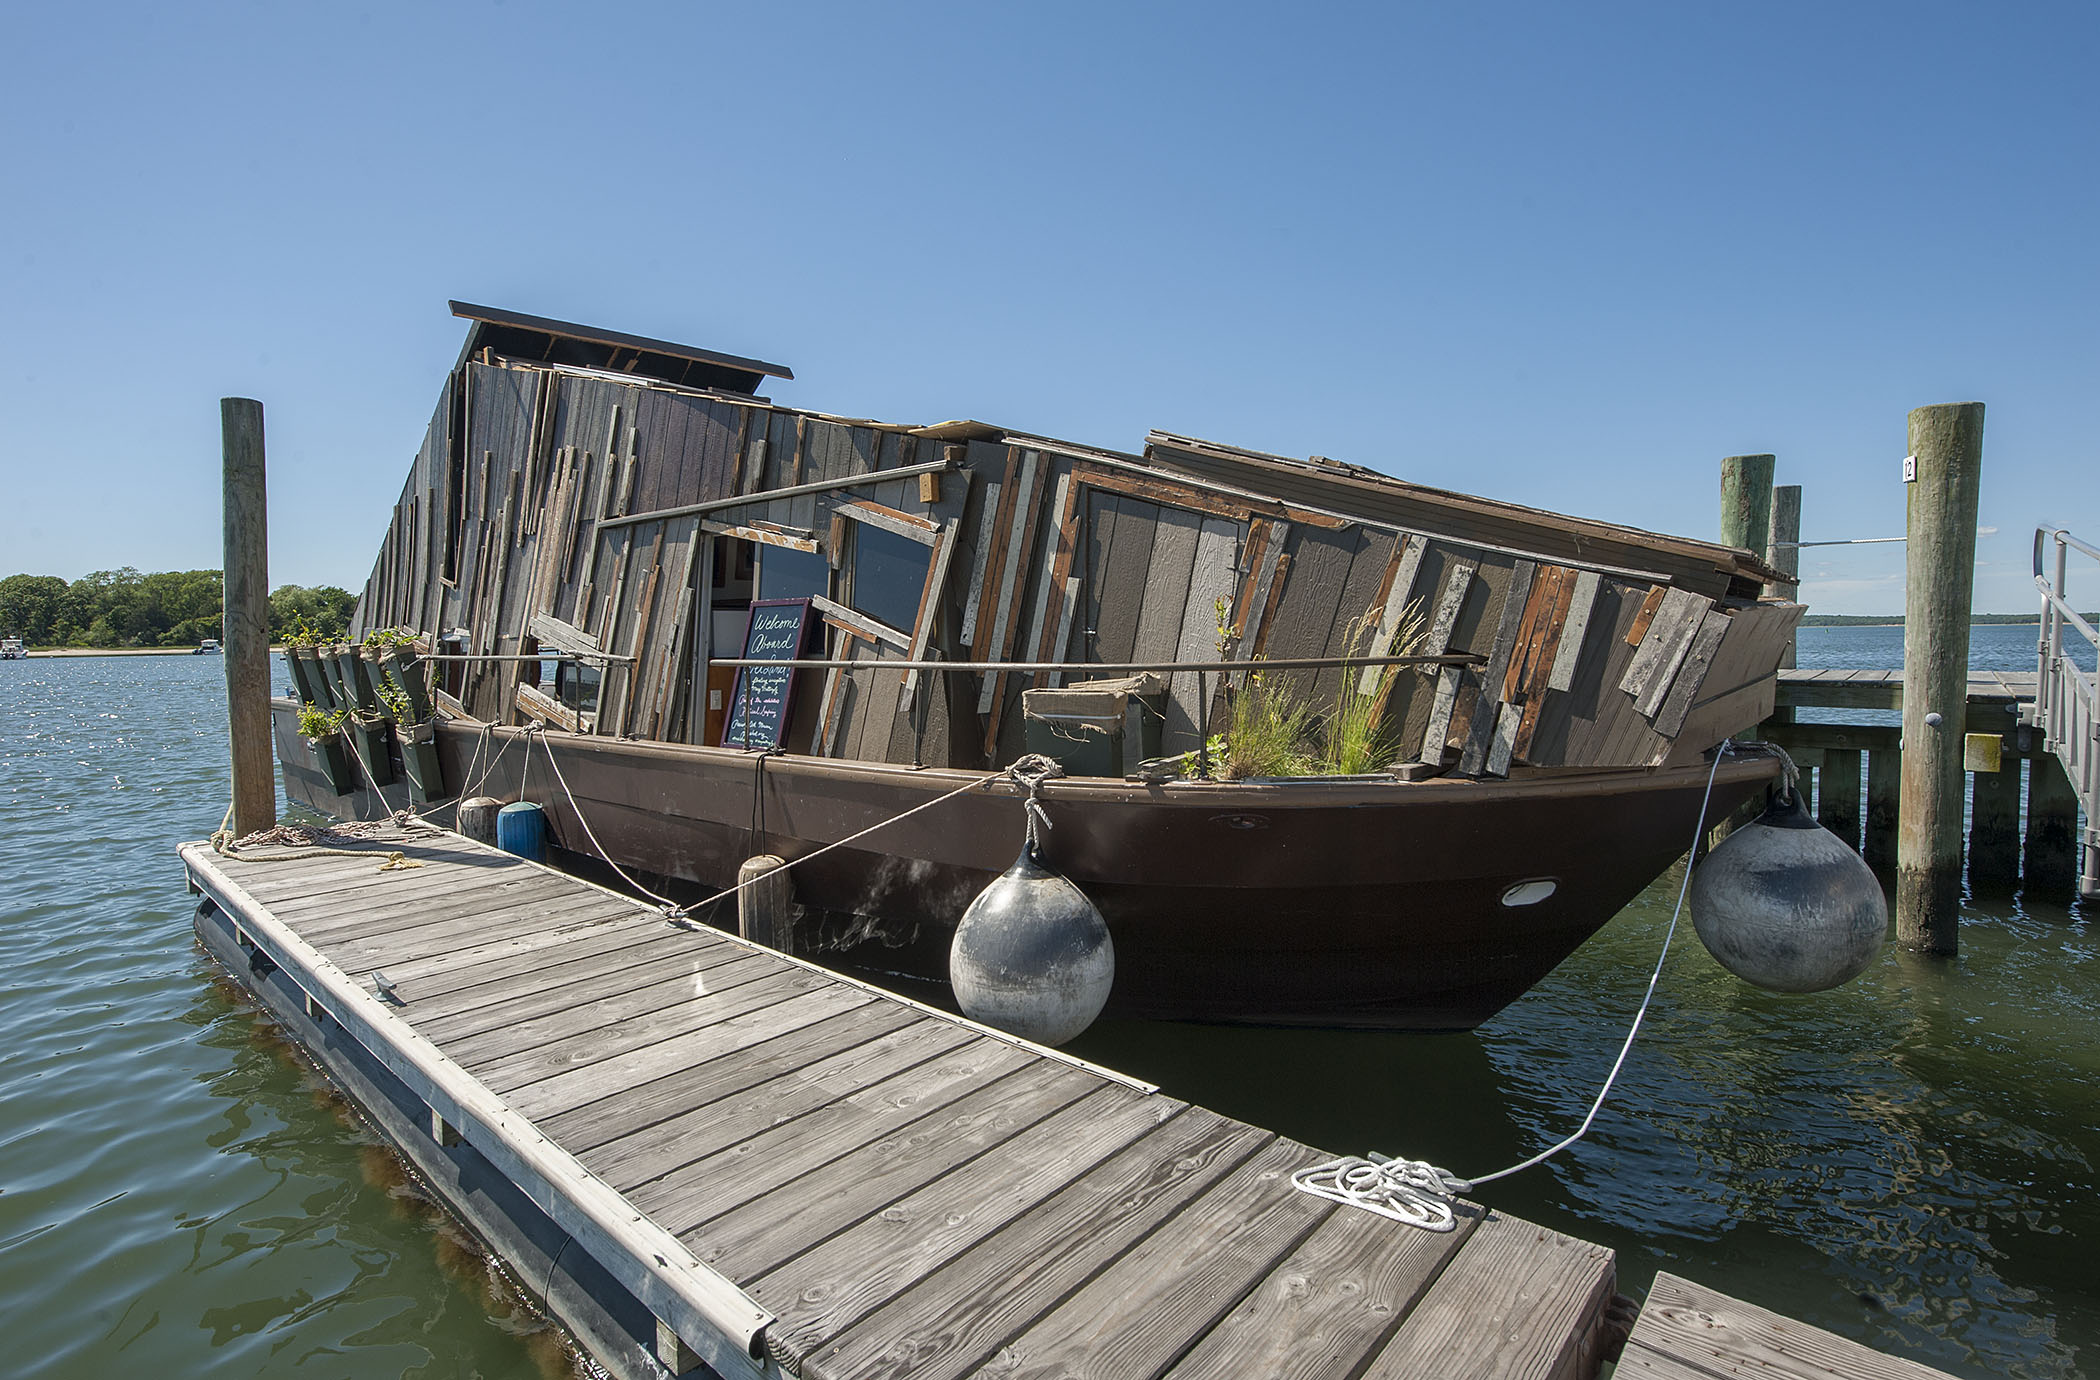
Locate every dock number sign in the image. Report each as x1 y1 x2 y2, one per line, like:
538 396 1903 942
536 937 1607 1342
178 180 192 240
722 598 815 750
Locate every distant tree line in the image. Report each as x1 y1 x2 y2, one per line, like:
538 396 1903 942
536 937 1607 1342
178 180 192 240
0 570 357 648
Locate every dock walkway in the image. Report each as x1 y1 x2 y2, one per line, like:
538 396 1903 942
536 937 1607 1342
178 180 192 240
181 824 1622 1380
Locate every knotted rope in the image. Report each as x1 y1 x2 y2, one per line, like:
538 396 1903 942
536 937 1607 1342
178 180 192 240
1007 753 1066 859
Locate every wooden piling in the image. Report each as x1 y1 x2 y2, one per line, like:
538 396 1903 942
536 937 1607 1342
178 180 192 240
1719 454 1776 562
1864 747 1900 871
1817 748 1862 851
737 854 793 951
1969 757 2022 888
1896 402 1984 953
222 397 276 837
2024 752 2080 892
1767 483 1801 670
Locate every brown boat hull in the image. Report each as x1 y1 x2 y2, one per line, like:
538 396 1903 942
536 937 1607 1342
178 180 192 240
273 705 1778 1030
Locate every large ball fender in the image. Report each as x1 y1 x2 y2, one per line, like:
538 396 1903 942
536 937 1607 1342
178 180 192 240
949 848 1114 1046
1690 789 1887 993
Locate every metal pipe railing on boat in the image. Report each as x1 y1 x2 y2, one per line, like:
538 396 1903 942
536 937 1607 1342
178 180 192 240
415 651 637 664
704 652 1485 672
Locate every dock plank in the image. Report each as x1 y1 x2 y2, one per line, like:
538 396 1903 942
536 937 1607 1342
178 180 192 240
750 1092 1186 1358
973 1136 1335 1380
1621 1272 1961 1380
470 965 840 1096
1160 1200 1484 1380
423 949 777 1054
807 1110 1267 1380
690 1062 1108 1277
629 1040 1041 1228
577 1010 973 1181
1356 1211 1615 1380
541 1002 934 1153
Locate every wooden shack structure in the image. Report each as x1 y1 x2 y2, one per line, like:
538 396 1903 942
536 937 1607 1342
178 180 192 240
282 302 1803 1029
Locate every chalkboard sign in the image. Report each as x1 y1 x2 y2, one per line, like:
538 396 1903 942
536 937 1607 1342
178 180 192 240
721 598 815 750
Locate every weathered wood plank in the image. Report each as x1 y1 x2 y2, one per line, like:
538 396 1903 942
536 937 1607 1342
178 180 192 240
1358 534 1427 695
1161 1201 1484 1380
579 1010 975 1185
752 1091 1185 1358
632 1040 1040 1229
971 1137 1334 1380
1621 588 1707 699
1650 608 1735 738
1624 1272 1961 1380
689 1062 1105 1278
1355 1211 1615 1380
540 1000 930 1152
811 1111 1267 1380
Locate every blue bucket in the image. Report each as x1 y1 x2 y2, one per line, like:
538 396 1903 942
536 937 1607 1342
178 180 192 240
496 801 547 862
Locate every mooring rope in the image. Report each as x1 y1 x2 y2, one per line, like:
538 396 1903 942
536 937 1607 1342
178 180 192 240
523 727 1066 925
1290 739 1764 1230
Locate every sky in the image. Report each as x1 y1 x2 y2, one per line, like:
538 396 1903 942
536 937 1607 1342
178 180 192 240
2 1 2092 614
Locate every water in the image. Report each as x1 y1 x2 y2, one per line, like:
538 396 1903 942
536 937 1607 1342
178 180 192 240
1 633 2091 1378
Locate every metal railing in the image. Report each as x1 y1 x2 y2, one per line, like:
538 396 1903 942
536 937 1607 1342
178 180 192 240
2033 526 2100 897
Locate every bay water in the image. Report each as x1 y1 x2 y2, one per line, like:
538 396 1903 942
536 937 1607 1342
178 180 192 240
1 626 2091 1378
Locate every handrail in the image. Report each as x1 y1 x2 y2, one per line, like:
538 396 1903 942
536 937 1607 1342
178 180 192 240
705 652 1484 673
2033 526 2100 659
2031 525 2098 899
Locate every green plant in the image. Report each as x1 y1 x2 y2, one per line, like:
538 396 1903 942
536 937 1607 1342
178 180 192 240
297 703 347 741
362 626 416 651
1319 599 1423 775
375 675 413 723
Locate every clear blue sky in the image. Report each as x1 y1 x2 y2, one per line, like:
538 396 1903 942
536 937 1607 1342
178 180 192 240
3 1 2092 614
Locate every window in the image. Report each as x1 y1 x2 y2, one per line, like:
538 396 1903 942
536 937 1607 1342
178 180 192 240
849 523 933 635
757 543 829 603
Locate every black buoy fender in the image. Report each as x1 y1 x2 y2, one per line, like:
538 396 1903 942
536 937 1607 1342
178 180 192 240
948 847 1114 1047
1690 788 1887 993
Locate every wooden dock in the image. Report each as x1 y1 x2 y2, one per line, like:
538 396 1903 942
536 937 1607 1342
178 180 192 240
179 824 1964 1380
1761 667 2085 893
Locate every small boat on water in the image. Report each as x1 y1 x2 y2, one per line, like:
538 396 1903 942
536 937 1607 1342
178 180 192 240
0 636 25 660
193 638 221 654
275 302 1801 1030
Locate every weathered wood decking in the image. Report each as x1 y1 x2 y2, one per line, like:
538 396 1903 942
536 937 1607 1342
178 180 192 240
180 824 1620 1380
1619 1274 1959 1380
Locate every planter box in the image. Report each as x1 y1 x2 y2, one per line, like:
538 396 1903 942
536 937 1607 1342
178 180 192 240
309 733 359 796
334 646 382 715
283 649 315 706
400 721 447 804
382 647 436 723
317 646 358 711
348 716 396 787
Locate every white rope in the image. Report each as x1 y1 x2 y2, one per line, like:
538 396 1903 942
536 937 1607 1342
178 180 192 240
1291 740 1752 1229
525 727 1032 922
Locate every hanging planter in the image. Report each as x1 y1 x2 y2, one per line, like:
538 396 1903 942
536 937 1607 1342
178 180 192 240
334 644 383 716
282 647 328 709
317 644 360 713
348 712 396 787
296 704 359 796
381 644 436 723
400 719 447 805
311 731 359 796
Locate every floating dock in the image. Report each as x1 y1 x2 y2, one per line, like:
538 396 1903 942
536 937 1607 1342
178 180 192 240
180 824 1959 1380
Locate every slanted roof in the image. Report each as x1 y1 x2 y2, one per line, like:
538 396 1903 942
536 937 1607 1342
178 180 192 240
1146 431 1788 598
449 301 794 395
